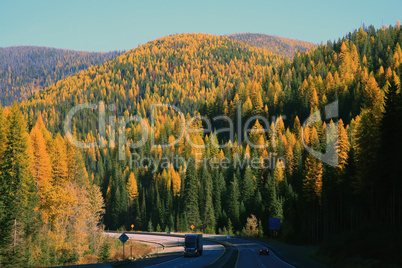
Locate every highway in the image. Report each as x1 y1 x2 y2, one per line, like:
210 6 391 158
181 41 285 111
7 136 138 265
106 233 226 268
105 233 295 268
205 235 294 268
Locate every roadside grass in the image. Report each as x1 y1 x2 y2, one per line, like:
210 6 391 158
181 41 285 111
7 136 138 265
109 238 155 261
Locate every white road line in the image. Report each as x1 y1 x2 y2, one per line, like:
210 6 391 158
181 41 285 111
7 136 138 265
147 256 184 267
255 254 266 268
264 247 295 268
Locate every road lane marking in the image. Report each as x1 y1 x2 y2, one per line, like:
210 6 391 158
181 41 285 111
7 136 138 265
206 243 226 266
248 240 295 268
255 252 266 268
234 244 240 268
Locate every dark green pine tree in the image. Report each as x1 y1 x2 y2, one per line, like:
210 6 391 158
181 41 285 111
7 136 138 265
228 174 240 230
183 158 200 228
291 141 303 192
168 214 175 231
242 166 255 210
147 219 154 232
109 167 128 229
266 175 282 219
198 171 206 224
353 77 383 213
227 218 234 236
282 181 299 240
179 213 189 232
120 182 128 228
254 190 264 220
164 184 173 229
201 167 215 233
152 186 163 228
112 186 122 229
212 170 224 226
0 104 37 265
140 192 147 230
380 75 402 226
133 197 141 229
239 201 246 227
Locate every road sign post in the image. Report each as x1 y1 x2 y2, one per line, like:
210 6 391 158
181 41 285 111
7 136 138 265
269 218 281 239
190 224 194 232
269 218 281 230
131 224 134 231
119 233 129 260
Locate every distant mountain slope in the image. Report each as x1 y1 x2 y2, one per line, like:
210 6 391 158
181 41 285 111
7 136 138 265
19 32 284 231
21 33 283 133
227 33 317 59
0 46 123 106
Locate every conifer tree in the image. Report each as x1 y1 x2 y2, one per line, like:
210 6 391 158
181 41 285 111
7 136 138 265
30 121 53 222
274 160 285 183
201 167 215 232
266 176 282 219
379 75 402 226
303 154 323 203
126 172 139 203
0 104 36 264
249 81 264 115
183 158 200 227
50 134 69 186
249 119 266 148
228 174 240 229
353 77 383 195
65 137 87 185
212 170 224 223
336 119 350 174
242 166 255 209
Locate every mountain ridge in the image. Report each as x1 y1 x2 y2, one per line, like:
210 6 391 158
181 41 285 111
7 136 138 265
21 33 283 132
0 46 123 106
226 32 317 59
1 33 314 107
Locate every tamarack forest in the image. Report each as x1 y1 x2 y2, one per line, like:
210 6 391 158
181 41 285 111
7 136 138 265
0 22 402 266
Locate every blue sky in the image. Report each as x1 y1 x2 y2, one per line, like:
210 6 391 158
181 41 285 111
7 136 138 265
0 0 401 52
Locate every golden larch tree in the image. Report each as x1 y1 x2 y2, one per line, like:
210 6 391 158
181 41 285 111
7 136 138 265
126 172 139 203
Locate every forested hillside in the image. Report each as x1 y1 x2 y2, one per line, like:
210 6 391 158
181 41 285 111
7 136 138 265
0 46 122 106
227 33 317 59
1 22 402 266
0 33 283 266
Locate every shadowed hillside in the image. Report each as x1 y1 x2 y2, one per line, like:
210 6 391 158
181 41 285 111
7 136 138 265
0 46 123 106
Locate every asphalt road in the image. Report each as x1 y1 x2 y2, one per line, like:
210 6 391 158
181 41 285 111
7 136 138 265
105 233 295 268
205 235 294 268
106 233 225 268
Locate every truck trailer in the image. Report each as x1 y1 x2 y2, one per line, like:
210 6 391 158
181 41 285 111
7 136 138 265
184 234 203 257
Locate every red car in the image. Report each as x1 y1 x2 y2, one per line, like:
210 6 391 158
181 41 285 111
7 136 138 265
259 249 269 255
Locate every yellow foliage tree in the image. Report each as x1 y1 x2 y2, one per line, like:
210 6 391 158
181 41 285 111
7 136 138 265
126 172 139 203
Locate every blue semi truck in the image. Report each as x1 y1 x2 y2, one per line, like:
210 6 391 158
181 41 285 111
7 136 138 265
184 234 203 257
